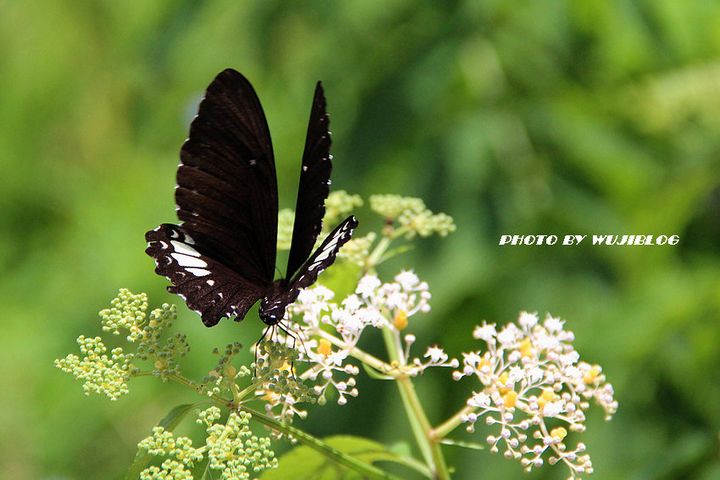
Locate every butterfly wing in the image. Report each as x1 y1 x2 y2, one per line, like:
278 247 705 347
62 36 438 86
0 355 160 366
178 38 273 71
146 225 265 326
179 69 278 284
146 69 278 325
286 82 332 280
288 215 358 295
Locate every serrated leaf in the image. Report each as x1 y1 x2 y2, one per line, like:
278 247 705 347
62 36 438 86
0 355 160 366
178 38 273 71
261 435 421 480
124 402 202 480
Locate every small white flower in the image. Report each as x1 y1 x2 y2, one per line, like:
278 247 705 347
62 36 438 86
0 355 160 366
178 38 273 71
296 288 316 305
559 351 580 366
543 400 564 417
342 294 362 312
508 366 525 383
543 314 564 333
356 275 381 298
395 270 419 290
425 346 447 363
357 307 385 328
518 311 539 329
468 391 491 408
386 292 405 310
526 366 544 384
497 324 521 346
473 323 497 342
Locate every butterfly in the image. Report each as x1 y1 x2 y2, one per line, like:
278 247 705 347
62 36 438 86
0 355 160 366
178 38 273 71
145 69 358 328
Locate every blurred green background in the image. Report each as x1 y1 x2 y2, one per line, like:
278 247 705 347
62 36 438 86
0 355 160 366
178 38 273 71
2 1 720 479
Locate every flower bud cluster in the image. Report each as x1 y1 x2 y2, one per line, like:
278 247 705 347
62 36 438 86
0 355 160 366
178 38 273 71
277 191 363 251
254 341 317 424
138 407 277 480
369 194 456 238
200 342 252 398
100 288 148 342
452 312 618 478
338 232 377 265
54 335 132 400
323 190 363 227
55 289 189 398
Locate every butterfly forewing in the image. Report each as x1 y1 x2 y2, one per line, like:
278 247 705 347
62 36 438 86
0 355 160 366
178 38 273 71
286 82 333 280
179 69 278 283
146 224 265 326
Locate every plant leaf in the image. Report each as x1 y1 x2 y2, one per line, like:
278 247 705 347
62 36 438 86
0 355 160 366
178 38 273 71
261 435 422 479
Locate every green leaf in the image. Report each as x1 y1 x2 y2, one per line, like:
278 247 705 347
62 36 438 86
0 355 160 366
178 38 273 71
319 260 362 299
124 403 203 480
261 435 424 480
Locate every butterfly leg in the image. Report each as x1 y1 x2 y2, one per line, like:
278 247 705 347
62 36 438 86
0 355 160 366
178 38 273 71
276 321 299 378
254 325 272 377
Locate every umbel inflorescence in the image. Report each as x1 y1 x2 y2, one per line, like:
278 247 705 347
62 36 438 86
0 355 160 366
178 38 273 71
56 192 616 480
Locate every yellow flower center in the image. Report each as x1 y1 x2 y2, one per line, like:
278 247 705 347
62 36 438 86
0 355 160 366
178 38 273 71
317 338 333 357
519 337 533 357
550 426 567 440
497 372 510 394
503 390 518 408
583 365 601 384
538 388 558 408
393 310 408 330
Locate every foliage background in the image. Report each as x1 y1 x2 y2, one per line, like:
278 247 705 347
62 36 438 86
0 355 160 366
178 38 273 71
2 1 719 479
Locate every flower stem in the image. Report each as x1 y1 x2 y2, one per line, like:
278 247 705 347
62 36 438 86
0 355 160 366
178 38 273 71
365 236 392 272
382 329 450 480
431 405 476 441
317 330 390 372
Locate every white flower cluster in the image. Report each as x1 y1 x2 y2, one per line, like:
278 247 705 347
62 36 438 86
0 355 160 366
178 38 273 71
452 312 618 478
259 271 446 419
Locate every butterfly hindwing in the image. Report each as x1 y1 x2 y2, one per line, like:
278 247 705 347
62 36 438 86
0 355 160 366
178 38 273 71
289 215 358 295
178 69 278 285
146 224 265 326
286 82 333 280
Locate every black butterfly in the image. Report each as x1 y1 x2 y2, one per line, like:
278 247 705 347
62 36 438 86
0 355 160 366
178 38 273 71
145 69 358 328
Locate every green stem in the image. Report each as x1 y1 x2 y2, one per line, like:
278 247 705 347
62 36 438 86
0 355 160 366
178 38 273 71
382 329 450 480
432 405 476 441
365 236 392 273
317 330 390 372
138 371 399 480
